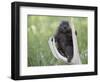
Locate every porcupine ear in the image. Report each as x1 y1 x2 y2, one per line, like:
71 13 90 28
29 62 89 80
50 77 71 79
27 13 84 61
57 23 62 33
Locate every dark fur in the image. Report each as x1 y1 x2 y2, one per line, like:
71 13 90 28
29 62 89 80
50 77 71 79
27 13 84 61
55 21 73 62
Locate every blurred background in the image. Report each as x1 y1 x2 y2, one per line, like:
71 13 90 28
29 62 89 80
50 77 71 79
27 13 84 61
27 15 88 66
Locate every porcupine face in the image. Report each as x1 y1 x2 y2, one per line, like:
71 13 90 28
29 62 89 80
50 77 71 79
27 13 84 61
58 21 71 33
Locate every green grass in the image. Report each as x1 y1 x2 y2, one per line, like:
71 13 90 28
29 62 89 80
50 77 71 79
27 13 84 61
27 15 88 66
